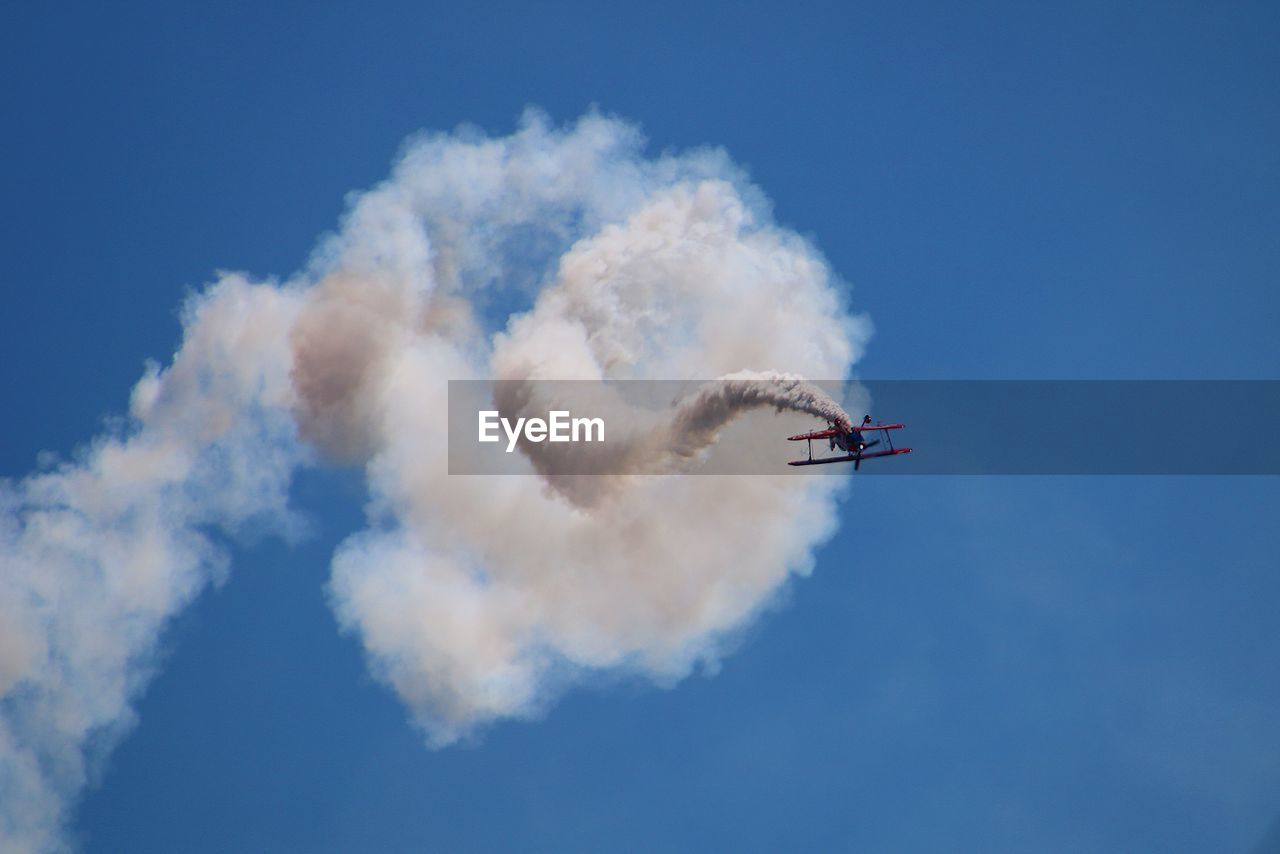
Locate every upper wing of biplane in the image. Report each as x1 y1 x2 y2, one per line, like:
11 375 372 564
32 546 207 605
848 422 905 432
787 428 840 441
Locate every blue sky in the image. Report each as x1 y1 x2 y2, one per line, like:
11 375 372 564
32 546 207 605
2 2 1278 852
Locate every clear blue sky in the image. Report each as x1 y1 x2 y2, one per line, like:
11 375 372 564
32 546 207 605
3 2 1278 851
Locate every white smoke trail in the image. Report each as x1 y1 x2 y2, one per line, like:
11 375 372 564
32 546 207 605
0 109 870 850
0 277 306 852
486 371 852 504
667 371 854 454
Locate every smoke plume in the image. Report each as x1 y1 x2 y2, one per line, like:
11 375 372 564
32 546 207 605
667 371 853 453
487 371 853 505
0 109 870 851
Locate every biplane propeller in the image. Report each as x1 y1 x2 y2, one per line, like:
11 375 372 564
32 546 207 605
787 414 911 470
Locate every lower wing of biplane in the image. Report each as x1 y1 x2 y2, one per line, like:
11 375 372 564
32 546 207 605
786 422 912 470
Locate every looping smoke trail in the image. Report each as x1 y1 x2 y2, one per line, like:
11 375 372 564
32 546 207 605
668 371 854 456
489 371 852 506
0 109 870 851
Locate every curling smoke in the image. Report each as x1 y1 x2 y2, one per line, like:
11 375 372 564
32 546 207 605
0 109 870 851
492 370 852 505
668 371 854 455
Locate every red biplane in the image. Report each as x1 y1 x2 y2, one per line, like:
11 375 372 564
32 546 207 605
787 415 912 470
